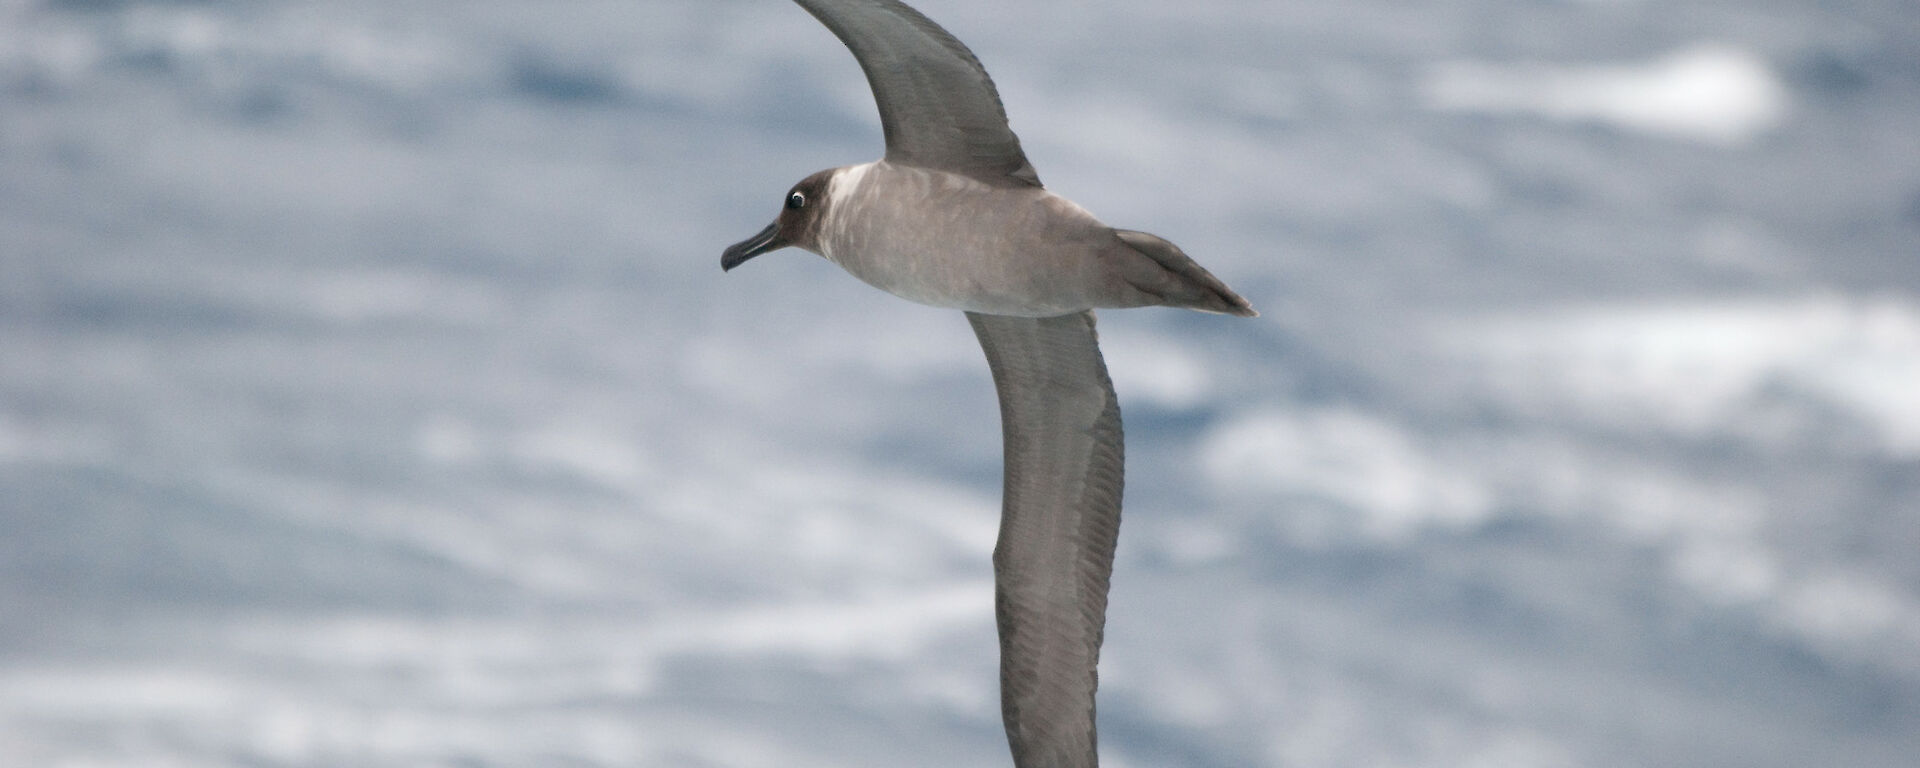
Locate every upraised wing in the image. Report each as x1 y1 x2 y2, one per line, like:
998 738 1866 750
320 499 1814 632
793 0 1042 187
967 310 1123 768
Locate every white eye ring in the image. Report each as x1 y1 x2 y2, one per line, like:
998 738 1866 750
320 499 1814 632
787 191 806 209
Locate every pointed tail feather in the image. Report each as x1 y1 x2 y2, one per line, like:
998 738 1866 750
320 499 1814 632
1113 229 1258 317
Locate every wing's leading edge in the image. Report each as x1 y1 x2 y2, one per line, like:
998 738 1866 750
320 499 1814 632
967 310 1122 768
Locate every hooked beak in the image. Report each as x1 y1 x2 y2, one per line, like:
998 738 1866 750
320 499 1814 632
721 221 787 271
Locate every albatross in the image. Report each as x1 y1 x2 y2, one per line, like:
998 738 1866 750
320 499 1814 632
721 1 1256 765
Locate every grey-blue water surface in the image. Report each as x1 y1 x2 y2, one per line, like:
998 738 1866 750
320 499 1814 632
3 1 1917 766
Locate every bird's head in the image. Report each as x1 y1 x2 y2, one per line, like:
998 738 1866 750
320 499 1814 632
721 169 836 271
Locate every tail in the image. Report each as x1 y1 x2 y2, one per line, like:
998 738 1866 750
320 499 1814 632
1112 230 1258 317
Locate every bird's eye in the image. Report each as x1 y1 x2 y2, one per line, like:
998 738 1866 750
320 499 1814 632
786 191 806 209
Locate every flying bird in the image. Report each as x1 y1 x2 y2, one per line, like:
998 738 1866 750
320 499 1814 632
721 1 1256 765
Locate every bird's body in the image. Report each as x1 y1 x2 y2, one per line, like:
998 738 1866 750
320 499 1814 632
721 1 1254 765
818 161 1107 316
811 160 1245 317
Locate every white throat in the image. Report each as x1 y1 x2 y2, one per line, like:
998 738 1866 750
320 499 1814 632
820 161 877 262
827 161 876 212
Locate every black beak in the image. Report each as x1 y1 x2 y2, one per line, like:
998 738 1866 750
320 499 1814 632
721 221 787 271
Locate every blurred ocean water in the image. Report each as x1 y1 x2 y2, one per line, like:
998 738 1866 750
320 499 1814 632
2 0 1917 766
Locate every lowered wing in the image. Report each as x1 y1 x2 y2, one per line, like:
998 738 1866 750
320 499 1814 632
967 310 1123 768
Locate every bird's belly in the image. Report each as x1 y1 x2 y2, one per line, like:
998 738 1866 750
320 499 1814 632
845 252 1074 316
